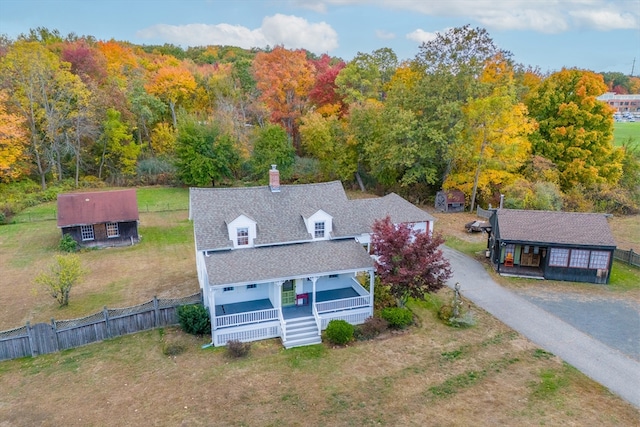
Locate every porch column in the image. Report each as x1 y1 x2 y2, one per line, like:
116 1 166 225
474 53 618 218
208 288 217 334
274 281 284 309
309 277 318 306
369 270 375 317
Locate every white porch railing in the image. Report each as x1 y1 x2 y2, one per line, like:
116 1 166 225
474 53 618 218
215 308 279 329
315 296 370 314
278 310 287 342
312 304 322 335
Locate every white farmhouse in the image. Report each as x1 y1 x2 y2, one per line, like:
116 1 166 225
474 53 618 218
189 166 434 348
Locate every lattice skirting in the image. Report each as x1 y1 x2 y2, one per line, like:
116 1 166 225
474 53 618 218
214 322 280 346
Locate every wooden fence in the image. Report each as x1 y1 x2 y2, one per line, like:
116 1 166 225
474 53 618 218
614 248 640 268
476 206 493 219
0 292 202 361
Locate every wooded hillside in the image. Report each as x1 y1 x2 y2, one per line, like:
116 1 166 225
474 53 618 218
1 26 639 219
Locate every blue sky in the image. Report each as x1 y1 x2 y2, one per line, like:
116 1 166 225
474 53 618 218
1 0 639 74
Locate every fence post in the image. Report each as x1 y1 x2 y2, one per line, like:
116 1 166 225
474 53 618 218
630 249 634 264
103 306 111 338
51 318 59 352
26 321 35 357
153 296 160 327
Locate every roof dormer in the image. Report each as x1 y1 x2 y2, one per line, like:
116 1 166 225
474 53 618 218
227 214 257 248
304 209 333 240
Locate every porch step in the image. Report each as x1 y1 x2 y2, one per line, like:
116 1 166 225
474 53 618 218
283 316 321 349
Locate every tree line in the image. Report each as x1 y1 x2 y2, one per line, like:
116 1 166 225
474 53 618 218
1 25 639 219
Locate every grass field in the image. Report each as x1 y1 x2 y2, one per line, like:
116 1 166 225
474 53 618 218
1 296 638 426
614 121 640 146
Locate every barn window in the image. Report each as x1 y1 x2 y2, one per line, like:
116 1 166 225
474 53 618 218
589 251 610 269
106 222 119 238
548 248 569 267
80 225 94 241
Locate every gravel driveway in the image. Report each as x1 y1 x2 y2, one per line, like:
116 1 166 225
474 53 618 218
442 246 640 409
513 290 640 361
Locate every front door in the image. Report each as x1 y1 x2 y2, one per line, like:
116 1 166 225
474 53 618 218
282 280 295 307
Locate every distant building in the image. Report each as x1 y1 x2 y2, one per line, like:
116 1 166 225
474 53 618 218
57 189 140 248
597 92 640 113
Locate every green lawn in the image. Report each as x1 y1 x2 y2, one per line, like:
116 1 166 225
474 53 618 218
613 121 640 147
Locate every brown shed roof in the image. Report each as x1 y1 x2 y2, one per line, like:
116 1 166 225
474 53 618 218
57 189 139 227
495 209 616 247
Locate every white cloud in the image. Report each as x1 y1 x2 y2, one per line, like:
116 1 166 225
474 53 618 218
570 8 638 31
261 14 339 52
331 0 640 33
136 23 268 49
375 29 395 40
292 0 327 13
406 29 438 44
136 14 338 54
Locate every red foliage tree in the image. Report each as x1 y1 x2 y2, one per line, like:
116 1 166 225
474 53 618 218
371 216 452 304
309 54 345 113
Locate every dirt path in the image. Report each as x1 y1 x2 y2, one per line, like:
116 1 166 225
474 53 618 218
443 245 640 409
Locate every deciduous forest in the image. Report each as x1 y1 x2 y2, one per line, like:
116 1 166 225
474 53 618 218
1 26 639 221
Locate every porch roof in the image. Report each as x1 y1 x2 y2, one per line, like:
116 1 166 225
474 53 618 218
204 239 374 286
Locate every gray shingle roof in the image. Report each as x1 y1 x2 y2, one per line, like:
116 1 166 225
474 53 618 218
495 209 616 247
190 181 434 251
204 240 374 286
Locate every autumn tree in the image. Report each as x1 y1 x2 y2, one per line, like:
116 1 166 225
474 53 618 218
0 91 28 182
526 68 623 190
0 41 90 189
308 54 346 116
335 48 398 105
371 216 451 306
175 117 240 187
97 108 140 181
445 55 535 211
146 63 197 128
252 46 315 151
35 254 83 307
412 25 510 185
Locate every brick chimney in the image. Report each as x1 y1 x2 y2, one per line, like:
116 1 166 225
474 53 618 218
269 165 280 193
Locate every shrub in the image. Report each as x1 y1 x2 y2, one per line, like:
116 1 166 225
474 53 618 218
59 234 78 253
355 316 388 340
381 307 413 329
226 339 251 358
177 304 211 335
324 319 354 345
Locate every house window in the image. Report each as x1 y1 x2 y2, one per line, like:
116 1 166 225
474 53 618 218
223 286 234 292
569 249 590 268
329 274 338 279
247 284 257 289
314 221 325 238
106 222 119 238
237 227 249 246
589 251 610 269
80 225 94 241
549 248 569 267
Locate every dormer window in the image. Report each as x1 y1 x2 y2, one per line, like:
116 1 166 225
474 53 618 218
227 214 256 248
237 227 249 246
304 209 332 241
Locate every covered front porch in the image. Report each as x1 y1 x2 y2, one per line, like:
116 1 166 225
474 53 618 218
210 275 373 347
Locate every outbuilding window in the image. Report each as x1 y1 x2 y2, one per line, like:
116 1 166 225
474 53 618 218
80 225 95 241
106 222 119 238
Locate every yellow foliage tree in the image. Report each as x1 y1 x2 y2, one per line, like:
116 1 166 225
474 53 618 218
0 91 28 182
445 55 536 211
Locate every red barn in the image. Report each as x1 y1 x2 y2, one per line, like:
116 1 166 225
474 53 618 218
57 189 140 248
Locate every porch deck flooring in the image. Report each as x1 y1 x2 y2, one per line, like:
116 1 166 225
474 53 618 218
215 287 362 318
498 264 544 279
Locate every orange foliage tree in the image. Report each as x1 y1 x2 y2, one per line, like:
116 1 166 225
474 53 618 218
252 46 315 152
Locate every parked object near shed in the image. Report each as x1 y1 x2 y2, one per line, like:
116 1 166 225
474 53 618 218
57 189 140 248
